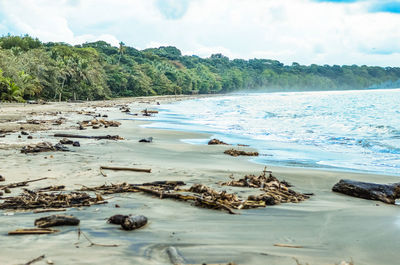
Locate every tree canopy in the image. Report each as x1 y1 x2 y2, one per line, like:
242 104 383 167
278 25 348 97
1 35 400 102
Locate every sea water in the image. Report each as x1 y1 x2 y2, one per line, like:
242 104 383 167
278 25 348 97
142 89 400 176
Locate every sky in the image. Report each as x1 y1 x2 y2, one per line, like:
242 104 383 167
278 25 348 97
0 0 400 66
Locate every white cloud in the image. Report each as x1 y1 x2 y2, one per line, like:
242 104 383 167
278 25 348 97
0 0 400 66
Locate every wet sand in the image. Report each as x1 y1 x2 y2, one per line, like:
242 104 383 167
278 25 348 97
0 96 399 265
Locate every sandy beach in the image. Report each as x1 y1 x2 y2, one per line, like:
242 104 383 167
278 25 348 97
0 96 399 265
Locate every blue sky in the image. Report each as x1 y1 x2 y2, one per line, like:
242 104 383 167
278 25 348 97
0 0 400 66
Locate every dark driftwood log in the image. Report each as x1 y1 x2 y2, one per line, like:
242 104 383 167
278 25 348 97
34 215 80 228
0 177 47 190
54 133 122 140
332 179 400 204
8 228 59 235
107 214 129 225
121 215 148 231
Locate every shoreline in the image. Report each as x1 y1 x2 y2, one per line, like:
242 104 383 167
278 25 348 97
0 96 399 265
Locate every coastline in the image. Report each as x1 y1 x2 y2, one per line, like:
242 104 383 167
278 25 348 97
0 96 399 265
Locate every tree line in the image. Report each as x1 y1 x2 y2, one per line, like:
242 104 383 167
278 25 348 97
1 34 400 102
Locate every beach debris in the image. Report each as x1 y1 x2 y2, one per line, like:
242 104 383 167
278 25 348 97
59 138 73 144
77 228 119 247
33 208 67 214
120 106 130 113
23 254 45 265
223 149 259 157
108 213 147 231
21 142 70 154
54 133 123 140
0 177 47 191
77 119 121 130
121 215 148 231
73 141 80 147
21 131 29 135
167 246 185 265
332 179 400 204
0 175 5 182
0 190 106 210
142 109 158 116
36 185 65 192
108 214 130 225
274 243 303 248
8 228 59 235
208 138 229 145
139 137 153 143
81 181 184 194
100 166 152 173
222 168 310 205
34 215 80 228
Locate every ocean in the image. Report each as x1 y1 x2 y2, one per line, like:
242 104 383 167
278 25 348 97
142 88 400 176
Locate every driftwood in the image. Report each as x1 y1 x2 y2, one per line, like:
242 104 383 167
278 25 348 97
108 214 129 225
77 229 119 247
0 177 47 191
121 215 148 231
77 119 121 130
167 246 185 265
54 133 123 140
139 137 153 143
332 179 400 204
34 215 80 228
0 190 105 210
222 168 310 205
8 228 59 235
21 142 69 153
100 166 151 173
224 149 259 157
24 255 45 265
208 139 228 145
33 208 66 214
273 243 303 248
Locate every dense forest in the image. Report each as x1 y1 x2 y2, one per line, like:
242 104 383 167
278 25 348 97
1 35 400 102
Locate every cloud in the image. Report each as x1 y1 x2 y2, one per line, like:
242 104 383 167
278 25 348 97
0 0 400 66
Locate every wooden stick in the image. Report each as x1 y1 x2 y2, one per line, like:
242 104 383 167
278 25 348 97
0 177 47 190
24 255 45 265
8 228 59 235
273 243 303 248
100 166 151 173
54 133 122 140
33 208 67 214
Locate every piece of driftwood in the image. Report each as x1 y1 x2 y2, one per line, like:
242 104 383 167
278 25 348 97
100 166 151 173
34 215 80 228
223 149 259 157
0 177 47 191
36 185 65 192
24 254 45 265
54 133 123 140
139 137 153 143
273 243 303 248
332 179 400 204
8 228 59 235
208 139 228 145
121 215 148 231
108 214 130 225
167 246 185 265
33 208 66 214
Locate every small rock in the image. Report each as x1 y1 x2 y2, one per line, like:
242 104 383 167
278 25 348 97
4 188 11 193
102 114 108 118
27 135 33 139
18 135 21 138
115 204 120 208
72 141 80 147
21 131 29 135
0 175 5 182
